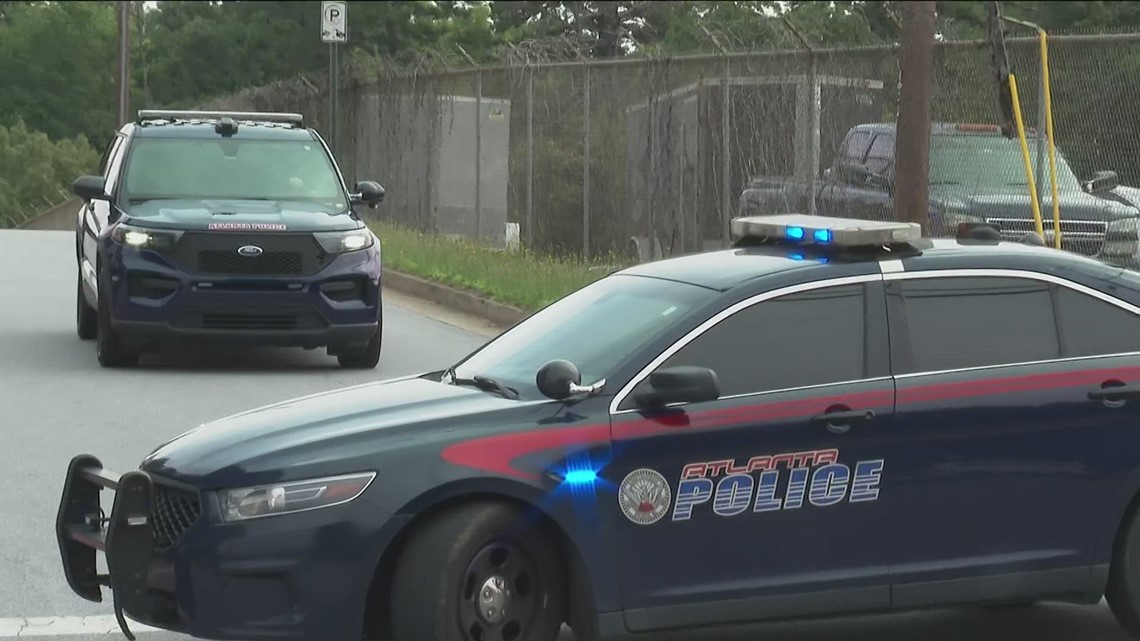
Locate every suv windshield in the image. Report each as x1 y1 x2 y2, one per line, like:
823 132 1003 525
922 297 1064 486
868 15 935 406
119 137 345 204
929 134 1083 192
450 274 717 398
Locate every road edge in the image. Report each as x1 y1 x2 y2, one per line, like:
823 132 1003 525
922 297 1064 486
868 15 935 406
382 269 527 335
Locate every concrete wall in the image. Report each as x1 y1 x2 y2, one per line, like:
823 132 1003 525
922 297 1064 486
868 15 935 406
21 198 82 232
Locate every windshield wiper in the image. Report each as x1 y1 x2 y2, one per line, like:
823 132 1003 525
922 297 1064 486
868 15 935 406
448 371 520 400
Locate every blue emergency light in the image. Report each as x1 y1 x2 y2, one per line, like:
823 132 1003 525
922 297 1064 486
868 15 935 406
730 214 921 248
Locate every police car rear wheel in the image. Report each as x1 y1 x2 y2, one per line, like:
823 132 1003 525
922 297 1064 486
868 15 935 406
390 501 566 641
76 267 96 340
1107 502 1140 637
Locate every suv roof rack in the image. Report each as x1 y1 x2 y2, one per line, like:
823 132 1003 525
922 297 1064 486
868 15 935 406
731 214 923 251
136 110 304 127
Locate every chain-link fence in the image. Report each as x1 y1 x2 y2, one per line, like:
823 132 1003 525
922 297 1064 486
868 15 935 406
203 30 1140 262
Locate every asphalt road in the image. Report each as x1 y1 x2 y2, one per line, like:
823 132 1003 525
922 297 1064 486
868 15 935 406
0 229 1133 641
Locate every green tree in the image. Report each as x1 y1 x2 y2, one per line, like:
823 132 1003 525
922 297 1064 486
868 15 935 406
0 120 99 227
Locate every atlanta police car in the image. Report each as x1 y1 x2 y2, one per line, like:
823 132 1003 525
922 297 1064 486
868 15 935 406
56 214 1140 641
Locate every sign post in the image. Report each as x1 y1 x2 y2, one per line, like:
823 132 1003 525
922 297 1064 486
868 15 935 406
321 1 347 158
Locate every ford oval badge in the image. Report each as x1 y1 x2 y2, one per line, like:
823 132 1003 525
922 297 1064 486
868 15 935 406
237 245 264 257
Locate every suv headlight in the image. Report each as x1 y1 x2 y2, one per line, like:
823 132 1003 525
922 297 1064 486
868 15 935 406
1104 217 1140 256
314 229 375 253
218 472 376 522
110 222 183 249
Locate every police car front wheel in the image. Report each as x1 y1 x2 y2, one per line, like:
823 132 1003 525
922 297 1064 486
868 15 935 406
390 500 567 641
1106 500 1140 638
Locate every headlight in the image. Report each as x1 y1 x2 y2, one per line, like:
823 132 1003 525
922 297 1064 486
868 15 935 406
1103 217 1140 256
110 223 182 249
218 471 376 522
314 229 374 253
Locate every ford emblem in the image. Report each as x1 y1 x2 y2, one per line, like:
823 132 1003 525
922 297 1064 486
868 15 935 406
237 245 263 257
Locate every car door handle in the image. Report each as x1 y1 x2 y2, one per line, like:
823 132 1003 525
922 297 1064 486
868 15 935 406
809 408 876 434
1088 383 1140 402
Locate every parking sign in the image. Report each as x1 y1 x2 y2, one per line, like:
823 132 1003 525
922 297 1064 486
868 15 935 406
321 1 347 43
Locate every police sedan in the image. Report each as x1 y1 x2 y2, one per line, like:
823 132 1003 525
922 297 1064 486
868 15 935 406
56 214 1140 641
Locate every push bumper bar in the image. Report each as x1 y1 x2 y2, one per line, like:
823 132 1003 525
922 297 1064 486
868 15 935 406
55 454 165 640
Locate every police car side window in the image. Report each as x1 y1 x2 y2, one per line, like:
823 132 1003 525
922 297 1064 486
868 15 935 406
1055 286 1140 357
649 284 867 398
898 276 1059 372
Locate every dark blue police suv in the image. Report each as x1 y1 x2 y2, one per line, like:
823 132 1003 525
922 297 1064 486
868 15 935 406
56 215 1140 641
71 110 386 369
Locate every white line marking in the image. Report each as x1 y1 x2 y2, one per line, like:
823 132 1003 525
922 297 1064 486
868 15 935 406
0 616 160 637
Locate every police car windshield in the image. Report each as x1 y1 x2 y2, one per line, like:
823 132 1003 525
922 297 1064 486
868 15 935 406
119 138 344 204
450 274 717 397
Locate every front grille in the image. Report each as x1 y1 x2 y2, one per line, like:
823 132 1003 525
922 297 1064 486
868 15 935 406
156 232 333 277
985 217 1106 256
198 250 303 275
202 313 299 331
172 306 328 331
153 484 202 550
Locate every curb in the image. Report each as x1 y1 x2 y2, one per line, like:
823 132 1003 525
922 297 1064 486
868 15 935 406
382 269 529 329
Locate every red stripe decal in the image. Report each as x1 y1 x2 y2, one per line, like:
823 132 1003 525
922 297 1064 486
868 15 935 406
441 365 1140 477
440 423 609 480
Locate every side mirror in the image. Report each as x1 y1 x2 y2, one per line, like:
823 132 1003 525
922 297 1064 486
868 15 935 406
352 181 385 208
835 162 871 185
536 359 604 400
1085 170 1119 194
72 175 108 201
632 366 720 408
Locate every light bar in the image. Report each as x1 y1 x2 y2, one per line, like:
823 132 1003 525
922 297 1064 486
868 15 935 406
731 214 922 247
137 110 304 126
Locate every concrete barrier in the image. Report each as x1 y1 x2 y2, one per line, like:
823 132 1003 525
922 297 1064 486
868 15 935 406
21 197 82 231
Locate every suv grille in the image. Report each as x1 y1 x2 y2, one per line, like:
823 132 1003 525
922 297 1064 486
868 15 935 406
985 217 1106 256
153 484 202 550
158 232 333 277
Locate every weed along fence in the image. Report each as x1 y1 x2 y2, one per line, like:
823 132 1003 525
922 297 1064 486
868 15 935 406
204 30 1140 262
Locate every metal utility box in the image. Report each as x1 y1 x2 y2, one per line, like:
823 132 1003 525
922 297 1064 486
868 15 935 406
354 91 511 247
624 75 885 259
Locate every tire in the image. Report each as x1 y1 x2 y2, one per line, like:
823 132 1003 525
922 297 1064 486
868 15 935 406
390 501 567 641
95 271 138 368
1108 502 1140 638
337 304 382 368
76 267 97 340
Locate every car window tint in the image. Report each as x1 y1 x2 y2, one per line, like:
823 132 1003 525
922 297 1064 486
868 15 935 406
1056 286 1140 357
865 134 894 175
842 131 872 162
898 276 1059 372
651 284 866 398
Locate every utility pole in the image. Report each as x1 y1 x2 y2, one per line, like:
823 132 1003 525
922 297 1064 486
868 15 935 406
116 0 130 128
894 1 936 232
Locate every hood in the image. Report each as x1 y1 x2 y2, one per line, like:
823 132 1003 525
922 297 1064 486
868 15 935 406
139 375 535 488
932 185 1140 222
122 198 362 232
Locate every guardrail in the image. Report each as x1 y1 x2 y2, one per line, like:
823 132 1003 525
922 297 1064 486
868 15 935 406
6 188 77 230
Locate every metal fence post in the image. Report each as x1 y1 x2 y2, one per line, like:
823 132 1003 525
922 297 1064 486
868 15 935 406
583 62 592 260
527 66 534 247
475 68 483 242
721 57 731 246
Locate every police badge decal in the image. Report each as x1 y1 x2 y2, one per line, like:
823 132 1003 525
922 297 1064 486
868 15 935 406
618 468 672 525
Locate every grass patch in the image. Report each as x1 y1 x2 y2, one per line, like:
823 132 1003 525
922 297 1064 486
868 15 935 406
369 220 631 311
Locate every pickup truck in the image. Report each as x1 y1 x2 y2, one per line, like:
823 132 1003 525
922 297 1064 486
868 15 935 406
738 122 1140 267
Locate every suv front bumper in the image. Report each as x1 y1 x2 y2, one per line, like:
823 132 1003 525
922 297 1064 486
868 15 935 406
102 240 381 352
56 455 406 641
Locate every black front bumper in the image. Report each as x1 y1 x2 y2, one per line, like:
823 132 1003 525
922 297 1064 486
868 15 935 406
55 455 185 640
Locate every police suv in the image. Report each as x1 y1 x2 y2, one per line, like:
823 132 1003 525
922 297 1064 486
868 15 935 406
56 215 1140 641
71 110 386 368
